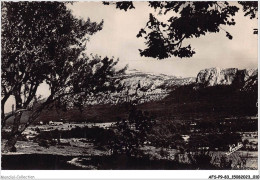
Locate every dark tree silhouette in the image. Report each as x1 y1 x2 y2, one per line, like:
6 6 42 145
239 1 258 19
112 105 155 156
104 1 258 59
1 1 125 152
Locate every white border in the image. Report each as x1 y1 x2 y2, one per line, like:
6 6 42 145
1 0 259 179
1 170 259 180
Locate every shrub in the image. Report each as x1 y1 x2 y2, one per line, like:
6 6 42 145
111 105 155 156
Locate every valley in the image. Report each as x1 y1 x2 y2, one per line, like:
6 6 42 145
2 67 258 170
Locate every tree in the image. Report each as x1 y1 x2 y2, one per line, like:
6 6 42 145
104 1 258 59
111 105 155 156
187 150 219 169
1 2 125 152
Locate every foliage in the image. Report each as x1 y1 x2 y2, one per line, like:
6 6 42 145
238 1 258 19
1 1 125 152
34 126 116 147
187 150 217 169
103 1 135 11
238 1 258 34
111 105 155 156
159 147 170 159
220 155 233 169
104 1 257 59
188 132 242 151
147 119 186 148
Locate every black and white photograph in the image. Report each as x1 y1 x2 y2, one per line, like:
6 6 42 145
1 0 258 175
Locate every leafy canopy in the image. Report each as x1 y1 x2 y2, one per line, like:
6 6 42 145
1 2 125 133
104 1 258 59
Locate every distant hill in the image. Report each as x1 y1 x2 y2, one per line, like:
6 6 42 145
5 68 257 125
196 67 257 90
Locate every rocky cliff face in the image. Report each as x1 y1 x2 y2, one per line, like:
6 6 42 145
86 70 195 105
85 68 257 105
242 69 258 91
117 70 195 96
196 67 258 89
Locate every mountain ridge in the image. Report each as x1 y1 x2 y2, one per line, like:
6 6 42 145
196 67 257 87
4 67 257 124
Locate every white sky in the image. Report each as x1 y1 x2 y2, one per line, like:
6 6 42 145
68 1 258 77
4 1 258 112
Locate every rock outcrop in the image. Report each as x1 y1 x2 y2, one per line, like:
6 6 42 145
85 67 257 105
85 70 196 105
117 70 195 96
196 67 258 88
242 69 258 91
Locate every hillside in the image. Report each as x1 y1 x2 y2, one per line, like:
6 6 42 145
196 67 257 89
85 69 196 104
5 68 257 125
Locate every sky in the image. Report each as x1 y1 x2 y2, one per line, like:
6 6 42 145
68 1 258 77
3 1 258 113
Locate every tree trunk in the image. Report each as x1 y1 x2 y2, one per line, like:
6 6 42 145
3 133 20 152
1 94 10 130
3 110 22 152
